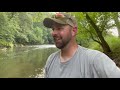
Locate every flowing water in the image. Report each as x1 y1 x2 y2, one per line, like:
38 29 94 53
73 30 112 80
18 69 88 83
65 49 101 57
0 45 58 78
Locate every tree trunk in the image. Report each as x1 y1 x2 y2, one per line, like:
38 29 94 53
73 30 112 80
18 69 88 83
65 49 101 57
85 13 112 53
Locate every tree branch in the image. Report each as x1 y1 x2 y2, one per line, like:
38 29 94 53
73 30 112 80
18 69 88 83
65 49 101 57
81 22 102 45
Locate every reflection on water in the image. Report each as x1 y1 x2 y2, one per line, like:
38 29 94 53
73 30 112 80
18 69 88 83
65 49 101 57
0 45 58 78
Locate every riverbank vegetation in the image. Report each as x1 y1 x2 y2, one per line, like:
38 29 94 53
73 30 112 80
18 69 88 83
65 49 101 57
0 12 54 48
0 12 120 66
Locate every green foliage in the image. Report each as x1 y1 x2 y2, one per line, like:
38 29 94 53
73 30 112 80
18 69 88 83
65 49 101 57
1 12 119 49
27 32 38 45
105 35 120 51
88 41 103 51
33 21 54 44
14 32 29 44
17 12 33 33
88 35 120 52
0 39 13 48
0 12 15 47
33 27 44 44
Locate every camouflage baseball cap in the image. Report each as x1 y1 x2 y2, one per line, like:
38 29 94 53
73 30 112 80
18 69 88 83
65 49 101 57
43 12 77 28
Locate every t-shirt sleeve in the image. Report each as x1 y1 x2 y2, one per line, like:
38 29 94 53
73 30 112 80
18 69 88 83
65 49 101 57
93 52 120 78
44 53 55 78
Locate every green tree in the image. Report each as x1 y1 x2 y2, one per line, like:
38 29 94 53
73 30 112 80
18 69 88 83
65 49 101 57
84 12 111 53
70 12 112 53
0 12 14 47
111 12 120 37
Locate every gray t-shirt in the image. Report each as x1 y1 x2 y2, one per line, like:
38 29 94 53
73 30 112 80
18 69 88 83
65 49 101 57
44 45 120 78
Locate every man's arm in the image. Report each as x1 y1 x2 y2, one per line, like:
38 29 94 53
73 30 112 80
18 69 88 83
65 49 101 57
44 52 56 78
93 52 120 78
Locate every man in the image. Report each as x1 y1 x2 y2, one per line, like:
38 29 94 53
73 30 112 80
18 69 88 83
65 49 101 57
43 12 120 78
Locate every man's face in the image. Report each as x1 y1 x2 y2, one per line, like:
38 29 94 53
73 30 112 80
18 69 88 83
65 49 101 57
51 23 73 49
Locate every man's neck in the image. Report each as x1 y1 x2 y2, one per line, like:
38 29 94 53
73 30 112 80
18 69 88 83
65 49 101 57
60 42 78 63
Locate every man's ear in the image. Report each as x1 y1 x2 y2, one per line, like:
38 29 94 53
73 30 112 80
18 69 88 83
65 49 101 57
72 27 77 36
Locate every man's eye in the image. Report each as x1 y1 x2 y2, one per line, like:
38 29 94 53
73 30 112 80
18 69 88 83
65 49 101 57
52 27 64 31
58 27 64 30
52 28 54 31
58 28 61 30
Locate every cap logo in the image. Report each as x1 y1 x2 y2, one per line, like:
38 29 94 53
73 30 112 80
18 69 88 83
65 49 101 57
55 12 65 19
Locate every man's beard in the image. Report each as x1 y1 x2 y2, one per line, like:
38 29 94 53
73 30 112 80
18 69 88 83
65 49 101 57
54 36 71 49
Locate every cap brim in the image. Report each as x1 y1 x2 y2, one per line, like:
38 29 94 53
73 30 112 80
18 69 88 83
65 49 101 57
43 18 66 28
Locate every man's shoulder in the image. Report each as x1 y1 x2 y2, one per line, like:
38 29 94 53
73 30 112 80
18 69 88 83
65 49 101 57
45 50 60 66
78 45 106 62
81 46 113 64
49 50 60 59
78 45 102 56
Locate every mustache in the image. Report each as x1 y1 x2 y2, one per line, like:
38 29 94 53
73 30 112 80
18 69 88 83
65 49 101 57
53 36 61 41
